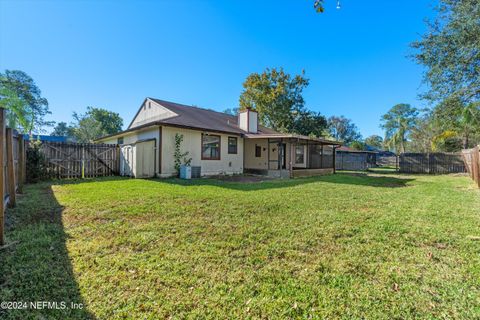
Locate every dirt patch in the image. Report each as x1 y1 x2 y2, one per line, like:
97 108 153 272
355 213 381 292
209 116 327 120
207 175 275 183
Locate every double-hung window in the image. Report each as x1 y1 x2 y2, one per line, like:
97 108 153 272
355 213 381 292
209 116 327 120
228 137 238 154
202 134 221 160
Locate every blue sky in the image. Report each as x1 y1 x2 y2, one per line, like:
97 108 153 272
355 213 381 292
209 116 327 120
0 0 436 137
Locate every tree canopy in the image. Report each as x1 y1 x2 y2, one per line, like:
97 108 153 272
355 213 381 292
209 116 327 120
364 135 384 149
407 0 480 152
239 68 309 133
70 107 123 142
411 0 480 105
239 68 328 137
0 70 52 133
327 116 362 144
380 104 418 153
51 121 73 138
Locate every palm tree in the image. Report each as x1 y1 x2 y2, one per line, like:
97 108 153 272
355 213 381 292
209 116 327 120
381 104 418 154
385 118 408 153
459 102 480 148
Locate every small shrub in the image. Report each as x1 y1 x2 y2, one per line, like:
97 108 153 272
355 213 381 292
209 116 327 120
26 141 50 183
173 133 192 176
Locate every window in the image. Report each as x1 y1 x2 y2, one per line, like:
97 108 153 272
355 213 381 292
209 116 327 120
228 137 238 154
295 145 305 164
255 145 261 157
202 134 221 160
117 137 124 144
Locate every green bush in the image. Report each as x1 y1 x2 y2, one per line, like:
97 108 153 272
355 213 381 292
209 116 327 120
26 142 50 183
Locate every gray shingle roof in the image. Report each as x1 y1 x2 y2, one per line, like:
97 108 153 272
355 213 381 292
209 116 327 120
149 98 278 135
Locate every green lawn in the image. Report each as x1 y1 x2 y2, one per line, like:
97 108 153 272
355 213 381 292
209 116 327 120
1 172 479 319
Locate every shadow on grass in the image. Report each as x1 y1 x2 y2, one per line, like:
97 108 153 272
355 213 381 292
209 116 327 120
0 183 95 320
154 172 414 191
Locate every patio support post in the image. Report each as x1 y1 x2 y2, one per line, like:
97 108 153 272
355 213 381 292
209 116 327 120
267 138 270 171
278 138 282 171
333 146 337 174
289 141 294 178
320 144 324 169
306 140 309 169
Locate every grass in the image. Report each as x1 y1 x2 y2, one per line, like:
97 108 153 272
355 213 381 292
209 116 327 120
1 172 479 319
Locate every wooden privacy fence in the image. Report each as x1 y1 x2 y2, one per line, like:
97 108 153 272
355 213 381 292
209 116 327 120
37 142 120 179
461 146 480 188
399 153 466 174
0 109 27 246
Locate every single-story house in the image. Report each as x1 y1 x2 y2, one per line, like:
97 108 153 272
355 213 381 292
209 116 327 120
96 98 341 178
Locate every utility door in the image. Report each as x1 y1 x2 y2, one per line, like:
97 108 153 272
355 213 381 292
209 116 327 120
120 145 134 176
135 140 155 178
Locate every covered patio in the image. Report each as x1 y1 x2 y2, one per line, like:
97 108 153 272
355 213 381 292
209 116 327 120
244 133 341 178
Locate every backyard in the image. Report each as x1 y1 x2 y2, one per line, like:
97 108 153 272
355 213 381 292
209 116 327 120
1 172 479 319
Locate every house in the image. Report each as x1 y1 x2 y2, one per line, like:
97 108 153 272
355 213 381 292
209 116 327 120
95 98 341 178
335 146 377 171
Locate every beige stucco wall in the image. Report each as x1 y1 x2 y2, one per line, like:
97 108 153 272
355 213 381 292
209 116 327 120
244 139 292 170
98 126 160 176
130 99 177 129
160 126 244 177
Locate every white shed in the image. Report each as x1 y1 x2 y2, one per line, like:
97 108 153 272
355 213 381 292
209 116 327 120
120 139 156 178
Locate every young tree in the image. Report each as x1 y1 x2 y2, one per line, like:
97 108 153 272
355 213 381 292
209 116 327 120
51 121 74 137
364 135 384 149
86 107 123 135
350 140 367 151
0 86 29 130
0 70 52 133
409 114 439 152
381 104 418 153
327 116 361 144
432 97 480 149
70 107 123 142
71 113 104 143
239 68 309 132
411 0 479 105
292 110 328 137
223 107 239 116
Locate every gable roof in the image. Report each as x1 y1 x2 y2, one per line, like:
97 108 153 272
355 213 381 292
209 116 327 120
96 98 340 146
135 98 277 135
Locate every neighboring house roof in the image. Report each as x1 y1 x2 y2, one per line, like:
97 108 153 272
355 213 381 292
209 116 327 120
25 134 68 142
337 146 377 153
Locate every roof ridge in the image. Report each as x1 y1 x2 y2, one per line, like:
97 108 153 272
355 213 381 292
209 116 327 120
149 97 238 119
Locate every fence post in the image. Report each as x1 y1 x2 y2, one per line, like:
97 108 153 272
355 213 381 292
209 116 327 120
473 146 480 188
0 109 5 246
6 128 16 208
18 135 25 193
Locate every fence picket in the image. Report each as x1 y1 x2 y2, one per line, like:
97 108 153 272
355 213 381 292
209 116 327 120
29 142 119 180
